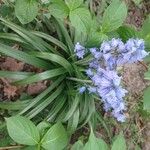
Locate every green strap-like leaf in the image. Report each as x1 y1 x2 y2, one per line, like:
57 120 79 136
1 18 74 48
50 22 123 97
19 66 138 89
32 31 69 54
79 95 95 127
0 100 29 110
67 108 79 134
143 86 150 111
0 33 27 43
46 94 67 122
26 83 65 119
33 52 73 75
0 71 34 80
0 43 50 69
0 18 55 52
63 94 80 121
19 76 65 115
54 18 74 56
13 68 67 85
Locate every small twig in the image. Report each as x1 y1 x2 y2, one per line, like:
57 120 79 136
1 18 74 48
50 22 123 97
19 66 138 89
138 61 148 70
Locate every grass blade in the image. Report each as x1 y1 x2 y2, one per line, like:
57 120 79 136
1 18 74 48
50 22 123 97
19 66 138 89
46 94 67 122
63 94 80 122
26 82 65 119
0 43 50 69
0 33 27 44
67 108 79 134
32 31 69 54
19 76 65 115
0 100 29 110
53 18 74 55
0 71 33 80
13 68 67 85
0 18 49 52
32 52 73 74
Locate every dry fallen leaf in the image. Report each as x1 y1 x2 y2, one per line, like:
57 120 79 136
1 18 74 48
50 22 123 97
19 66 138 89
3 85 18 99
1 57 24 71
27 82 47 95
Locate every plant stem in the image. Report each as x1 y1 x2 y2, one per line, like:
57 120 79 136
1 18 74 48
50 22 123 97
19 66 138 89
38 144 41 150
66 77 92 83
0 145 23 150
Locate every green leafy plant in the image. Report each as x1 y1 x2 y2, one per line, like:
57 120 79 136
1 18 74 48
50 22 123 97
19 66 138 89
5 115 68 150
15 0 39 24
71 128 126 150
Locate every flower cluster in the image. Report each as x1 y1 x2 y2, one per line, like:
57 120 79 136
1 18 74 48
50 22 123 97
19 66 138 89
76 38 148 122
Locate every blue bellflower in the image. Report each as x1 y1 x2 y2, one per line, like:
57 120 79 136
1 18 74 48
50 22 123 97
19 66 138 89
124 39 148 63
87 46 127 122
101 38 127 70
94 69 127 122
79 86 86 94
74 42 86 59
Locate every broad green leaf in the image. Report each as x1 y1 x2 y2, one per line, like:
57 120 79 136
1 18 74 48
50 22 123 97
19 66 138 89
49 0 69 19
117 25 137 41
22 146 37 150
15 0 38 24
140 16 150 41
37 121 51 137
69 7 92 33
111 132 126 150
83 129 108 150
65 0 83 11
86 32 108 47
71 140 84 150
143 86 150 111
132 0 142 6
6 116 40 145
102 0 127 32
41 123 68 150
0 5 13 17
41 0 50 4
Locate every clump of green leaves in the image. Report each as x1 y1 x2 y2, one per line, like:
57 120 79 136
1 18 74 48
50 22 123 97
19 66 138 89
6 115 68 150
71 128 126 150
